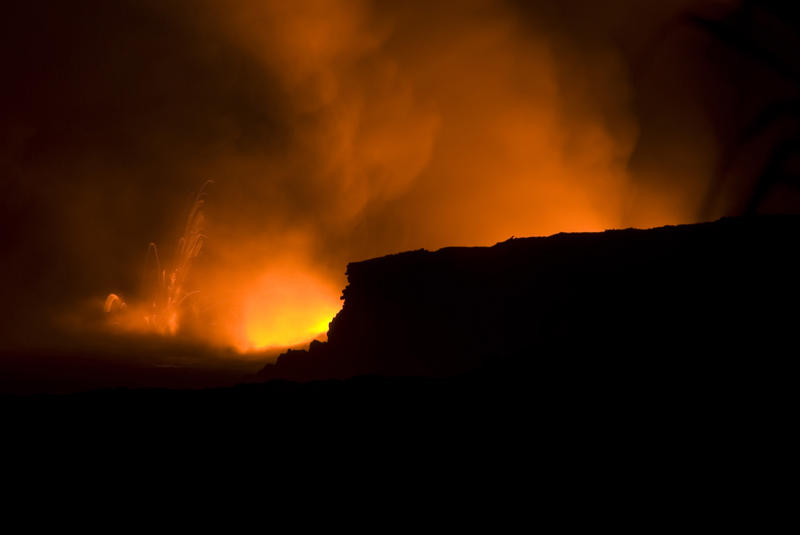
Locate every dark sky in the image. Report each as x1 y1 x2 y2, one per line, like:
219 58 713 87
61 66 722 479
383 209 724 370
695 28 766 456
2 0 798 350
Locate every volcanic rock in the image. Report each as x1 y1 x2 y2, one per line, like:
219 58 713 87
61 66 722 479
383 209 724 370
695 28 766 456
260 215 800 381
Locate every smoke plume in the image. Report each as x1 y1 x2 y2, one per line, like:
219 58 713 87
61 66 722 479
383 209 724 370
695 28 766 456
2 0 767 351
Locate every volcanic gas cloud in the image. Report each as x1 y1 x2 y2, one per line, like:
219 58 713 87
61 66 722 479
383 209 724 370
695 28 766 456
0 0 755 354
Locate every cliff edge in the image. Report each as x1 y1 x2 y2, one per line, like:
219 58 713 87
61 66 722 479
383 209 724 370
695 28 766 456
260 215 800 381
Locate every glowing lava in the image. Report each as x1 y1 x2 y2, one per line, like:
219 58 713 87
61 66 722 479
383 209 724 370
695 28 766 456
101 181 343 353
104 182 209 336
241 266 341 350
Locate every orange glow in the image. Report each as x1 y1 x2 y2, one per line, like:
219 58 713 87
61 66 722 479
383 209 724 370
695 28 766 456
240 266 341 350
80 1 703 358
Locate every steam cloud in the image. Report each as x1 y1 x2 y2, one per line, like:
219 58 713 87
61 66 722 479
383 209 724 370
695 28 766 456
0 0 759 350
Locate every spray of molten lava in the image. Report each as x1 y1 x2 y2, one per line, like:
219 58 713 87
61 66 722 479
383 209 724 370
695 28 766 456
104 182 209 337
102 181 342 354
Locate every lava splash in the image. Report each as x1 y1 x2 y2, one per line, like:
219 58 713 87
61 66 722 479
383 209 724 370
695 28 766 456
102 181 342 354
104 182 209 337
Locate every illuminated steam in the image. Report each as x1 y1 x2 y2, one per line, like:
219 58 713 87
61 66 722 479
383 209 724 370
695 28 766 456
82 1 696 350
0 0 753 352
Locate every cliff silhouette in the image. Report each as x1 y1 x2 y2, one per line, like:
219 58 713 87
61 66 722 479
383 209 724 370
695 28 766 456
260 215 800 381
7 215 795 495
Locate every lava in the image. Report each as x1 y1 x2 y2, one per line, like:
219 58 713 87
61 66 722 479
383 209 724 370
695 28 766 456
104 182 209 337
102 181 341 354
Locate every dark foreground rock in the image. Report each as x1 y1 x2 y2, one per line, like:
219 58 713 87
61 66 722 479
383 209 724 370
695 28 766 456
260 215 800 381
